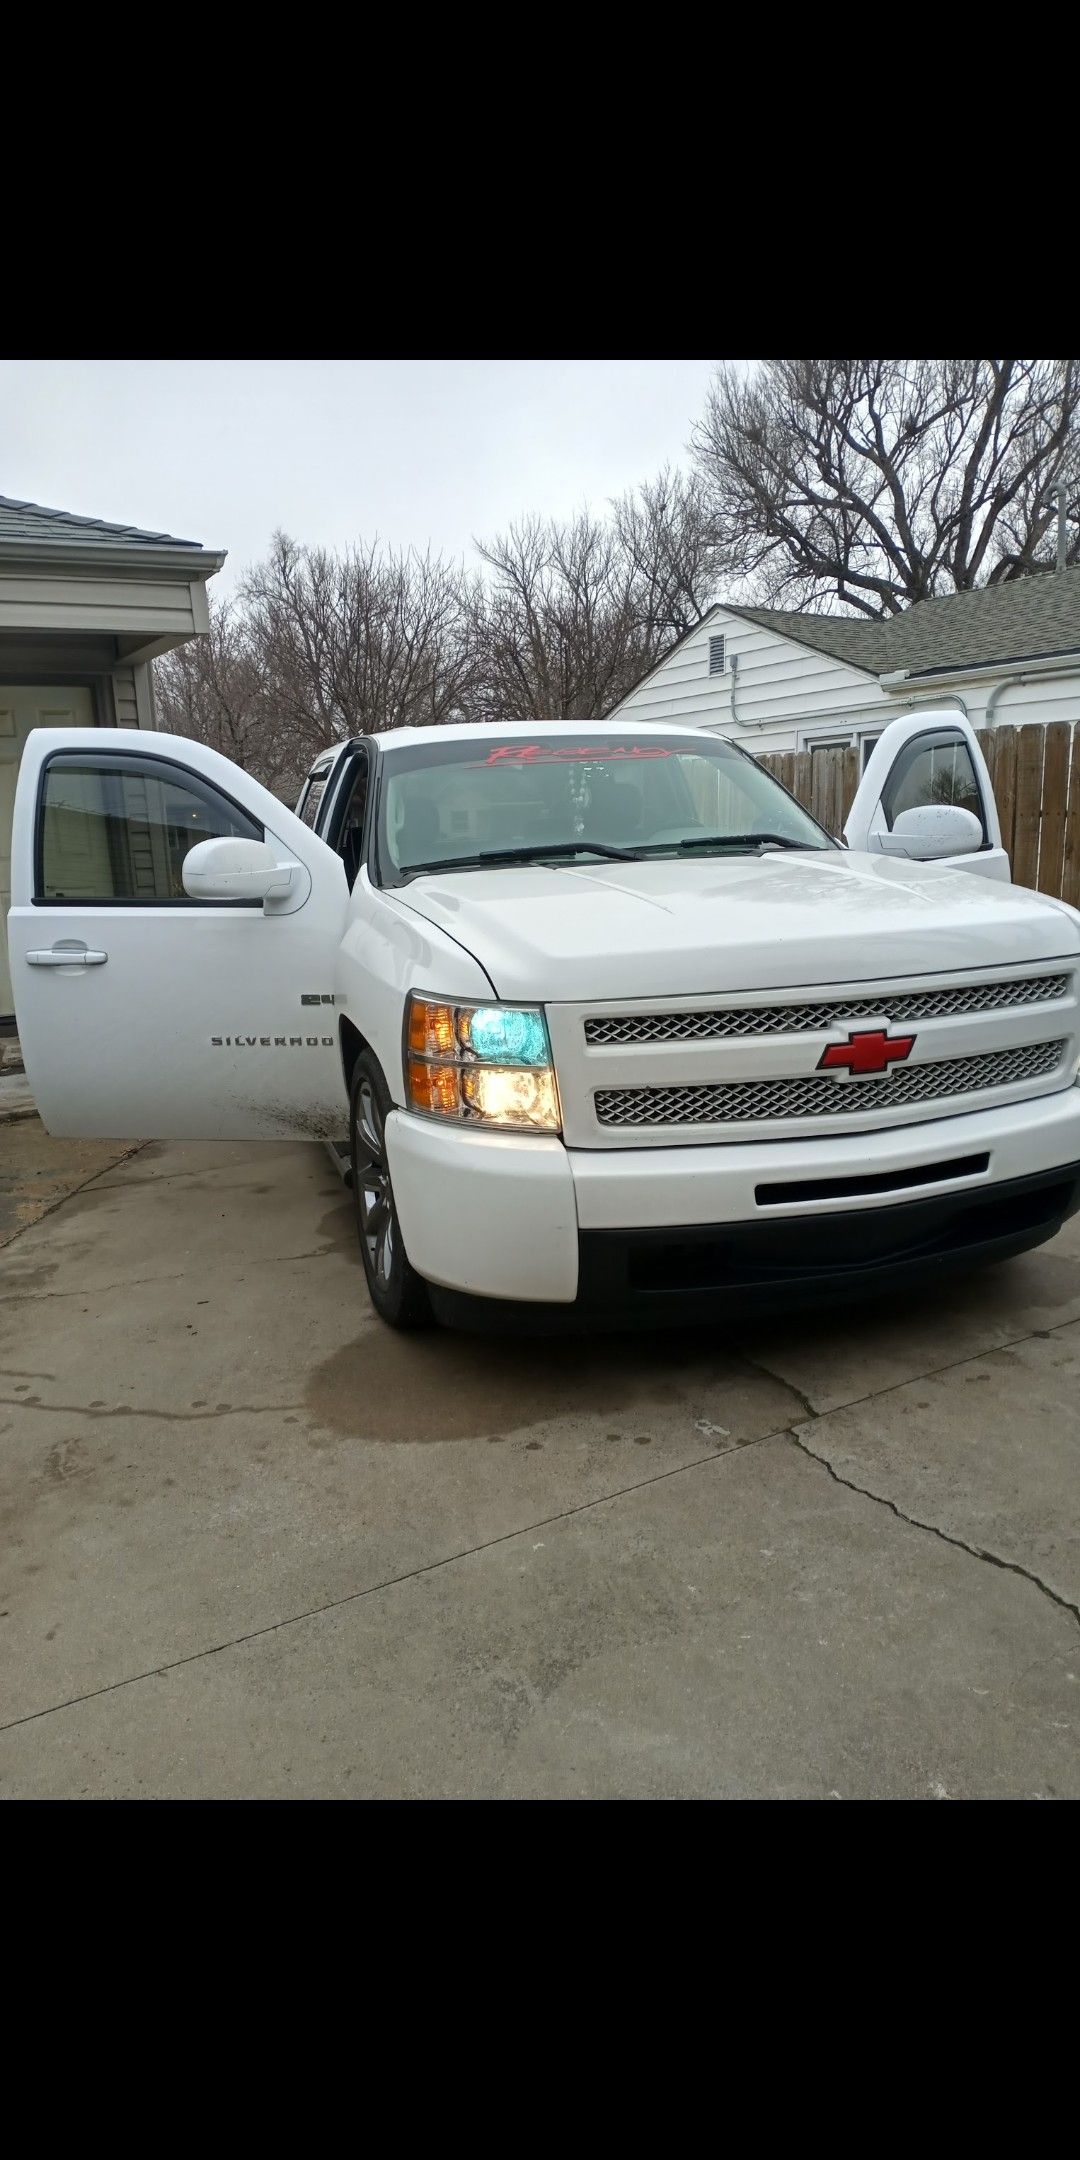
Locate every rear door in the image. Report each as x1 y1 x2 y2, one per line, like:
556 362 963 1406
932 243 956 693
844 712 1010 881
7 728 350 1139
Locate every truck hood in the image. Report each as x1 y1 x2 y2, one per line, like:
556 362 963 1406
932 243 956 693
393 850 1080 1001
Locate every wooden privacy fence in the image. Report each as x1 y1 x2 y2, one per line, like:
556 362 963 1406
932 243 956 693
758 720 1080 908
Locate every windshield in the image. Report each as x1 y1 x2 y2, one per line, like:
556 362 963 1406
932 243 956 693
376 733 832 882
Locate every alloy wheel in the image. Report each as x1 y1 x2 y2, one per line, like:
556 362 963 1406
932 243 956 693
354 1078 396 1289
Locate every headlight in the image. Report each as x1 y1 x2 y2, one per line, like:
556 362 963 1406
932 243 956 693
405 995 561 1132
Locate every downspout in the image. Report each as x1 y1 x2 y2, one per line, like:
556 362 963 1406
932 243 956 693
985 675 1038 725
982 662 1077 724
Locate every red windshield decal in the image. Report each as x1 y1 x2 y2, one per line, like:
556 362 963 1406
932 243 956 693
484 744 672 765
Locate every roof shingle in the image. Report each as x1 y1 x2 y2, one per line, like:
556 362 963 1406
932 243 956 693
727 566 1080 677
0 493 209 553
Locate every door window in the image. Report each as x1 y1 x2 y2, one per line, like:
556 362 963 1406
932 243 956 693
36 752 263 904
298 773 329 829
337 755 371 887
879 731 984 838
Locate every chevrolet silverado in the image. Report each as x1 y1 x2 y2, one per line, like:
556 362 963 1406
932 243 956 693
7 710 1080 1329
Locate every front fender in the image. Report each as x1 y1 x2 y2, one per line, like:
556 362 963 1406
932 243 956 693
336 880 497 1105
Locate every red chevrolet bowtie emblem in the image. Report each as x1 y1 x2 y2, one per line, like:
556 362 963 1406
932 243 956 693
818 1028 917 1076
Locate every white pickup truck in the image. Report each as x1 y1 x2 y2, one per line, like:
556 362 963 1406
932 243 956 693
7 711 1080 1329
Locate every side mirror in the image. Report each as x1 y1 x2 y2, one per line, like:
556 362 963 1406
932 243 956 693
877 804 983 861
182 836 298 903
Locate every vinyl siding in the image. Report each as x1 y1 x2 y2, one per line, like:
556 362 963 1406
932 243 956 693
612 610 889 755
0 571 201 641
612 608 1080 751
111 666 140 728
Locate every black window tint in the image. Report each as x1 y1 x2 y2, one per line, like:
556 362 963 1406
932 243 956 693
299 776 328 830
338 756 371 887
39 754 262 903
881 733 983 834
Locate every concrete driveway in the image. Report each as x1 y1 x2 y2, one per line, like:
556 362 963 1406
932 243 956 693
1 1127 1078 1798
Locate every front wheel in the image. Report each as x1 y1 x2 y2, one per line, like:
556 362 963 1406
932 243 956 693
349 1052 432 1329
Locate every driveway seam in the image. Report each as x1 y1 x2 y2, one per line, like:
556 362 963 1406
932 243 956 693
0 1142 148 1256
0 1393 304 1423
786 1424 1080 1631
0 1425 783 1737
0 1249 353 1303
91 1161 337 1192
738 1313 1078 1424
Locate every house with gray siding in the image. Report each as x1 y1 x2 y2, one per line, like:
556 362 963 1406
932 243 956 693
0 494 225 1018
610 568 1080 767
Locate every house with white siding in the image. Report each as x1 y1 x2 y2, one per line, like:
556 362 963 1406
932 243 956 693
0 494 225 1020
611 568 1080 768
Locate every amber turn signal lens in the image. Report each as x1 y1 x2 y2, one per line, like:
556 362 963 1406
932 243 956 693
407 1059 460 1117
408 1000 456 1058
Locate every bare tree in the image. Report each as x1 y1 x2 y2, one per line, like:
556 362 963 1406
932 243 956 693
474 512 633 720
474 496 718 722
157 462 730 767
154 597 304 799
613 466 727 648
241 532 483 744
692 359 1080 618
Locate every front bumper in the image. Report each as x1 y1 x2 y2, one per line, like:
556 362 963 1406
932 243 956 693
384 1086 1080 1324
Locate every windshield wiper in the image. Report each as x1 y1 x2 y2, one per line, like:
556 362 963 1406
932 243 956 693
656 832 819 854
402 840 643 875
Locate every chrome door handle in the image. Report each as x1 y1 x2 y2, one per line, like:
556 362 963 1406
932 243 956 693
26 944 108 967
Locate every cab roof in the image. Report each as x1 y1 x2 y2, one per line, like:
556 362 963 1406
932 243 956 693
371 718 732 752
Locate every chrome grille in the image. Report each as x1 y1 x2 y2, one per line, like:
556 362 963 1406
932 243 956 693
584 974 1071 1046
594 1039 1067 1128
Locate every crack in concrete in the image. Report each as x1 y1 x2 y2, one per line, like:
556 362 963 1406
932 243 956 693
738 1315 1080 1425
0 1248 348 1304
787 1422 1080 1633
0 1394 303 1423
1 1277 191 1303
737 1349 820 1422
4 1138 1078 1748
0 1425 782 1738
92 1162 339 1194
0 1144 148 1252
4 1378 1079 1743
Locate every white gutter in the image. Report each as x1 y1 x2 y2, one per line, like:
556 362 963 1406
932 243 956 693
0 542 228 578
880 648 1080 696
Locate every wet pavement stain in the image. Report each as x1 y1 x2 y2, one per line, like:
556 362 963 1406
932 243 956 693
304 1324 743 1445
0 1259 61 1296
315 1202 358 1254
45 1440 88 1484
257 1103 348 1145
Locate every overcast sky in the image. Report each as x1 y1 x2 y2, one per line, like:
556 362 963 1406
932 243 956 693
1 359 730 592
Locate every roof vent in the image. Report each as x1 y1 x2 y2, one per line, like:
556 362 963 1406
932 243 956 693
708 634 726 675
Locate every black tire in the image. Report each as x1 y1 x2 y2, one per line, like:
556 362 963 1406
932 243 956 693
349 1051 432 1329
